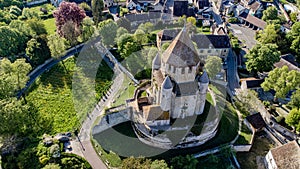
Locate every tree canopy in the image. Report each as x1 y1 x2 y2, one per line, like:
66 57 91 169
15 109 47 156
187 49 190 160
261 66 300 99
285 108 300 132
170 155 198 169
262 6 279 22
288 22 300 62
53 2 86 37
0 58 31 99
92 0 104 26
0 26 27 59
205 56 222 79
288 89 300 109
26 35 51 67
98 19 118 47
47 34 67 59
245 43 280 73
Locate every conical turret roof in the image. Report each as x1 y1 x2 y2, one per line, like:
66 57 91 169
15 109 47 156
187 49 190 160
162 76 173 89
152 53 161 69
162 27 200 68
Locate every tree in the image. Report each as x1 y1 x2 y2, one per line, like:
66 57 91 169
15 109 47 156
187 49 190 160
47 34 67 59
117 33 140 58
21 8 40 20
187 16 196 26
285 108 300 132
134 29 149 46
288 89 300 109
170 155 198 169
150 159 169 169
288 22 300 61
9 20 31 37
256 24 279 44
0 58 31 100
262 6 279 21
261 66 300 99
61 20 81 47
26 18 47 36
115 27 128 43
122 156 151 169
205 56 222 79
92 0 104 26
245 43 280 73
42 163 61 169
26 35 51 67
98 19 118 47
9 5 22 19
138 22 154 33
53 2 86 37
81 17 95 42
0 26 27 59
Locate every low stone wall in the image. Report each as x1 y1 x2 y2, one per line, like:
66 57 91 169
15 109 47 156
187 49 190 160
233 120 255 152
92 109 132 135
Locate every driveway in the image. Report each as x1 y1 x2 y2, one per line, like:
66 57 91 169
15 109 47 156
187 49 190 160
229 23 258 49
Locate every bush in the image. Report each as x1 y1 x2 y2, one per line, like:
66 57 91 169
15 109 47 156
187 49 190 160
228 17 239 23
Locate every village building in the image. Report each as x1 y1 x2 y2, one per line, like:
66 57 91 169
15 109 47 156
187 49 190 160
264 140 300 169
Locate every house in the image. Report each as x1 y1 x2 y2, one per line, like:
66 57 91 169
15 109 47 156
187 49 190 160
274 54 300 72
194 0 210 9
103 0 117 9
238 11 267 30
234 4 248 17
240 78 264 90
173 0 189 16
191 34 231 59
248 1 264 17
265 140 300 169
245 112 266 132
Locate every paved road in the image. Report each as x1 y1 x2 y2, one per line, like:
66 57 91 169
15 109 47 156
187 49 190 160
17 44 84 98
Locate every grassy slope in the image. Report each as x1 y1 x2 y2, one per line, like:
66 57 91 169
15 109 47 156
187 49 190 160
27 57 113 134
43 17 56 35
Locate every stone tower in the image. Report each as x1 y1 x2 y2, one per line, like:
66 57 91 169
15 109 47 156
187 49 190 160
151 27 209 119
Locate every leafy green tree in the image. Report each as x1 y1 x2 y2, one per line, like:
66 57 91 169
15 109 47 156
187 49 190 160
285 108 300 132
245 43 280 73
0 58 31 100
177 15 187 26
115 27 128 43
187 16 196 26
42 163 61 169
256 24 279 44
288 22 300 61
151 159 169 169
9 5 22 19
134 29 149 46
81 17 95 42
262 6 279 21
290 12 298 23
47 33 67 59
0 26 27 59
26 18 47 36
92 0 104 26
117 33 140 58
26 35 51 67
288 89 300 109
122 156 152 169
205 56 222 79
98 19 118 47
21 8 40 20
261 66 300 99
170 155 198 169
138 22 154 33
79 2 92 12
9 20 31 37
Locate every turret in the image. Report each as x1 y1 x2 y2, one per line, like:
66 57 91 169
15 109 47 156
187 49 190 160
152 53 161 70
198 71 209 94
160 76 173 111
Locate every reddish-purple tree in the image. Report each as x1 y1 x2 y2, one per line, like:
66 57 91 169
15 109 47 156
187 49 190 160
53 2 86 38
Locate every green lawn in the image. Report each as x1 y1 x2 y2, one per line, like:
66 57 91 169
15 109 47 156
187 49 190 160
27 57 113 134
28 3 55 15
110 76 135 107
43 17 56 35
234 123 253 145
